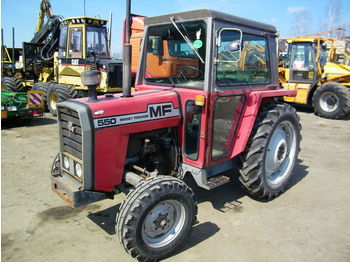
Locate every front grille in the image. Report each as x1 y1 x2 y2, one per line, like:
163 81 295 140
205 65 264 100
59 107 82 159
107 63 123 87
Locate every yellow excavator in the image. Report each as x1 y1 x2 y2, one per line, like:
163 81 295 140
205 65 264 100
279 36 350 119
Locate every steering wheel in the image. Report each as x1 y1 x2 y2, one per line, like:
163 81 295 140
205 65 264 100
179 66 204 82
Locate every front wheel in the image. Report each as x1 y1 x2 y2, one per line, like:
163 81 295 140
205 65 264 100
116 176 197 261
238 103 301 199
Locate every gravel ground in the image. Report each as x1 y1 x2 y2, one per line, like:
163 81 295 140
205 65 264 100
1 108 350 262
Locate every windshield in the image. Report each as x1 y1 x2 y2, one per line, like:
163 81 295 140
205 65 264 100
144 21 206 89
86 26 109 57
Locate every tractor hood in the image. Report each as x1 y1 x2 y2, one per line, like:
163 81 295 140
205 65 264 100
73 89 181 129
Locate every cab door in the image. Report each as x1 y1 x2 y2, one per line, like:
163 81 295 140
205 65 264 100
206 25 273 167
58 26 85 84
68 26 84 59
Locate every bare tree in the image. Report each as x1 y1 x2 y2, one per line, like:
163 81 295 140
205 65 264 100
326 0 341 37
291 9 312 37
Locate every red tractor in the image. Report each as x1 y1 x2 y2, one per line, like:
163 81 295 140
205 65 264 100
51 9 301 261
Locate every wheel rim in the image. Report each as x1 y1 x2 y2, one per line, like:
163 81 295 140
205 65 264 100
265 120 297 187
142 200 186 248
49 92 57 111
319 92 339 112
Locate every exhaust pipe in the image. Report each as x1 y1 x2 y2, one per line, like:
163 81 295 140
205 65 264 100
1 28 4 73
12 27 15 74
81 70 101 103
122 0 132 97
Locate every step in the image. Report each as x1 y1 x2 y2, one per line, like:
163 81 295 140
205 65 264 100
202 175 230 190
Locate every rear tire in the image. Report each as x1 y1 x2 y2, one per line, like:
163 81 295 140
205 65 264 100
2 77 25 92
47 84 78 115
32 82 51 111
312 82 350 119
116 176 197 261
238 103 301 199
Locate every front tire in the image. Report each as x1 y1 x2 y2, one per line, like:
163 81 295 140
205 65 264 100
312 82 350 119
238 103 301 199
116 176 197 261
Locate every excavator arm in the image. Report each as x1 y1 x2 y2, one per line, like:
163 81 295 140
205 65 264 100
22 0 61 74
31 0 60 44
30 16 60 44
34 0 54 34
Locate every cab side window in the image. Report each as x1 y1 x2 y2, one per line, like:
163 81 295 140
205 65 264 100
58 26 67 58
216 31 271 85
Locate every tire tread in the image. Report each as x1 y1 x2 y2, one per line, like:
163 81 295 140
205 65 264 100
238 103 302 199
116 176 197 261
312 82 350 119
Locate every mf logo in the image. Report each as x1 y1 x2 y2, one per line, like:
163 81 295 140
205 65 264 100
67 121 76 136
149 104 172 118
94 102 180 128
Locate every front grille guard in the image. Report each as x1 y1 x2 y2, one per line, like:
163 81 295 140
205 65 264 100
57 101 95 190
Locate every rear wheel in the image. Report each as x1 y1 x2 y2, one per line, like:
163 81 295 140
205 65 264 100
2 77 25 92
312 82 350 119
116 176 197 261
238 103 301 199
47 84 78 115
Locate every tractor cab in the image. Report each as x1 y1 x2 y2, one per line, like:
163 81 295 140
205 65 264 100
280 37 350 84
282 39 323 84
135 9 280 170
58 17 109 60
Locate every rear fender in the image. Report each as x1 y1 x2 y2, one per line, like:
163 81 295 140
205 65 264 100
230 88 296 158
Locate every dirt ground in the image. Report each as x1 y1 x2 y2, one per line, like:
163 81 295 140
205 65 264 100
1 108 350 262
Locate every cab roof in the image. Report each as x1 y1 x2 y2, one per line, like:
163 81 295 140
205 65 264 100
144 9 276 34
281 36 350 43
281 37 324 43
61 16 107 25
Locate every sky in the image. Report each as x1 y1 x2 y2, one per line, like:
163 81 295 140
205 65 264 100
1 0 350 56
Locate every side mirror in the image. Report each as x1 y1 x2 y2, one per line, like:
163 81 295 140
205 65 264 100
217 28 243 63
227 41 241 53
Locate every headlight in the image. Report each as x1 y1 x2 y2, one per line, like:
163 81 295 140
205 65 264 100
7 106 17 111
75 162 82 178
63 156 70 169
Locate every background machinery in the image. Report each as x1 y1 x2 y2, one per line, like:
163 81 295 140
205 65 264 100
279 36 350 119
1 89 44 123
50 7 302 261
1 0 145 115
